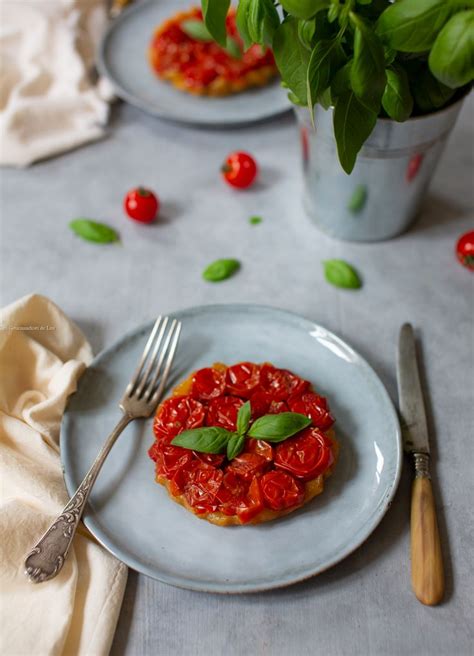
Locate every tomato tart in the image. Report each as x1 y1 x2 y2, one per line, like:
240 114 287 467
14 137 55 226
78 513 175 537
148 7 277 96
148 362 339 526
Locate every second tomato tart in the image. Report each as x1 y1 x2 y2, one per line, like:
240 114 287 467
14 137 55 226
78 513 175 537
148 362 339 526
148 7 277 97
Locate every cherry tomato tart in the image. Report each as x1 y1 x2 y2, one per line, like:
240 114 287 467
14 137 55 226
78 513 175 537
148 7 277 97
148 362 339 526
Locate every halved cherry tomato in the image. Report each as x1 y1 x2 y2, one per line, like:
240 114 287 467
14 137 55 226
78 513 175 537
288 392 334 430
148 440 161 462
221 151 258 189
154 443 194 477
154 396 205 441
274 428 334 481
124 187 159 223
183 463 224 514
191 367 226 401
244 438 274 461
237 476 264 523
227 452 268 481
456 231 474 271
194 452 226 467
217 471 249 515
260 470 305 510
225 362 261 397
206 395 244 431
260 365 309 401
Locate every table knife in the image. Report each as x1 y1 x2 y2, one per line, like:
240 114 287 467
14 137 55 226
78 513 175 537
397 323 444 606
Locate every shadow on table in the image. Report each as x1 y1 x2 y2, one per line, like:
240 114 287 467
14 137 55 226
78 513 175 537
409 193 468 235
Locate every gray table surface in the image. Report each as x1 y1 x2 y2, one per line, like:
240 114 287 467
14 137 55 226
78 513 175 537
1 95 473 656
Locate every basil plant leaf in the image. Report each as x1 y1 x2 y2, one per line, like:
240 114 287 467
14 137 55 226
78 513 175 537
382 66 414 122
202 258 240 282
307 40 345 115
376 0 454 53
333 91 377 174
280 0 330 20
227 433 246 460
323 259 362 289
412 67 455 113
350 13 386 114
429 10 474 89
69 219 119 244
172 427 232 453
236 401 251 436
331 60 352 99
225 36 242 59
273 17 310 104
247 0 279 47
202 0 231 46
181 19 213 41
236 0 253 49
248 412 312 442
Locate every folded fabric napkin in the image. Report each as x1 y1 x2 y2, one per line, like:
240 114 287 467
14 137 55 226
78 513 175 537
0 294 127 655
0 0 114 167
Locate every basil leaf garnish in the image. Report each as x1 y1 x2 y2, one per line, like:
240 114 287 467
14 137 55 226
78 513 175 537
236 401 251 436
247 412 311 443
202 258 240 282
181 19 213 41
227 433 246 460
323 259 362 289
171 427 233 453
69 219 119 244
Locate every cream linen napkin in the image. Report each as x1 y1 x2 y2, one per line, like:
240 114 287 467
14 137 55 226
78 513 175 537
0 294 127 656
0 0 114 167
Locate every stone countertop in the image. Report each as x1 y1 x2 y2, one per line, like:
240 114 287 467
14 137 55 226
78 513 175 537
1 96 473 656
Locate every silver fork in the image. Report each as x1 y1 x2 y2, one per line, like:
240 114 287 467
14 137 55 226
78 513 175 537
24 316 182 583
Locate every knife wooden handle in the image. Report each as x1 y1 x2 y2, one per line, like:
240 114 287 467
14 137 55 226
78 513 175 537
411 456 444 605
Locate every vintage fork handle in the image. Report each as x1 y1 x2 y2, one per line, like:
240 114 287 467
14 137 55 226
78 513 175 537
24 413 133 583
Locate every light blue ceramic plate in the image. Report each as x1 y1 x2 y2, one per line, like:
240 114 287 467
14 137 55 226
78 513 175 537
97 0 291 126
61 304 402 593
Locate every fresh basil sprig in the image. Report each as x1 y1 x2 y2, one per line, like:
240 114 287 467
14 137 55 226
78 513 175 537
170 401 312 458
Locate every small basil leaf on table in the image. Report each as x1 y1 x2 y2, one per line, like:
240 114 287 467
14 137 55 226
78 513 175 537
202 0 231 47
428 11 474 88
181 19 213 41
236 401 251 436
248 412 311 442
347 185 367 213
202 258 240 282
249 216 263 225
227 433 246 460
69 219 119 244
172 427 232 453
323 259 362 289
376 0 454 53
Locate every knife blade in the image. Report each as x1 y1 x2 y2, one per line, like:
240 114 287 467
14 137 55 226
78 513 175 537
397 323 430 455
396 323 444 606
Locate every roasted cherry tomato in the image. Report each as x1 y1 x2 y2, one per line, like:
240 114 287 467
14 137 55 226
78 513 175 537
153 396 205 441
154 443 194 477
274 428 334 481
456 231 474 271
183 463 223 514
288 392 334 430
217 471 249 515
260 470 305 510
194 452 226 467
221 151 258 189
206 395 244 431
237 477 264 523
124 187 159 223
260 365 309 401
227 452 268 481
225 362 261 397
191 367 226 401
244 438 274 461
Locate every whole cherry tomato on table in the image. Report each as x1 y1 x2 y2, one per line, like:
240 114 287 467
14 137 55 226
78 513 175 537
124 187 159 223
221 151 258 188
456 231 474 271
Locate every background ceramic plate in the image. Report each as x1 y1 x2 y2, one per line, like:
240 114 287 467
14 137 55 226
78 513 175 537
61 305 402 593
97 0 291 126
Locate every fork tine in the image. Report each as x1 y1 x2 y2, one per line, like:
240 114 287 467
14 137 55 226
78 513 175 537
125 316 163 396
134 317 169 398
147 320 182 404
143 319 178 400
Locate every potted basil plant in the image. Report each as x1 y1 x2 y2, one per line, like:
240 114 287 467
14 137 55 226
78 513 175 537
201 0 473 241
